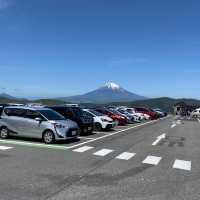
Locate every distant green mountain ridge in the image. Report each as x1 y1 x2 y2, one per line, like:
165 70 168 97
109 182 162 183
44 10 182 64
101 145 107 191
0 94 200 113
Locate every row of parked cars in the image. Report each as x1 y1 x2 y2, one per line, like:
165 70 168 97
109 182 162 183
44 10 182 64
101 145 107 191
0 103 167 144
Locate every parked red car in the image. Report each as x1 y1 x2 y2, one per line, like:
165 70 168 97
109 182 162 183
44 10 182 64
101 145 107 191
94 108 128 125
134 107 158 120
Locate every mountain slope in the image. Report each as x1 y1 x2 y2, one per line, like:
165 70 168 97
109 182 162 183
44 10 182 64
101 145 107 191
0 93 18 100
59 82 147 103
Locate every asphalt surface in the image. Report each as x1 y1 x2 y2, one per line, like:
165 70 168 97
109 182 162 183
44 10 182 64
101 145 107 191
0 116 200 200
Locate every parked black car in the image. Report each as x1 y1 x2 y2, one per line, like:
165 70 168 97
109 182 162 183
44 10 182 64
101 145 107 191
46 105 94 135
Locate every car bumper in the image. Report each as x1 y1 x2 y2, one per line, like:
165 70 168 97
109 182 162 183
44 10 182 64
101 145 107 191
55 128 79 139
102 122 115 129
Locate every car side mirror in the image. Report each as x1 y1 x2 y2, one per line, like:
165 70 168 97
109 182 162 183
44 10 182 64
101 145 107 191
35 117 42 122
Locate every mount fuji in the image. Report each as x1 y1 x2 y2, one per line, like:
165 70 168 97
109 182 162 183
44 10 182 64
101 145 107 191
59 82 147 103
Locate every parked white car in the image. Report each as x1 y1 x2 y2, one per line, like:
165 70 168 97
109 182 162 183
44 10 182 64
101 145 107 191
191 108 200 118
125 108 150 120
116 108 141 122
83 109 116 131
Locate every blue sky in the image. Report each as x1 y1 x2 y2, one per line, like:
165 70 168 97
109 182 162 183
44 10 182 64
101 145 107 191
0 0 200 99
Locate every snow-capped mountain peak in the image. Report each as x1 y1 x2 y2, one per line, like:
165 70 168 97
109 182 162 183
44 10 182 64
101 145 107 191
59 82 147 103
104 82 120 90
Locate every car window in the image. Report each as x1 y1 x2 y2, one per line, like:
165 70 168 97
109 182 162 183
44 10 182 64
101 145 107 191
71 107 83 117
83 111 94 117
65 108 75 118
89 109 103 116
25 110 44 120
39 110 65 120
4 108 25 117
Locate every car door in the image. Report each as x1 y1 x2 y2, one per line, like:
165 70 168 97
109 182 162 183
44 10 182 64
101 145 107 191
23 109 46 138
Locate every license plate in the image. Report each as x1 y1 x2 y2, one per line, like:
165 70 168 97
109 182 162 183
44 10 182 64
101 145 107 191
72 131 77 136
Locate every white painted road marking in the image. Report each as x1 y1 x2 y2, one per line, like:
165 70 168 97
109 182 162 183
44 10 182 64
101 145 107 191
0 146 13 150
173 160 191 171
78 137 94 140
152 134 166 146
68 119 164 150
73 146 94 153
116 152 136 160
142 156 162 165
171 124 177 128
93 149 113 156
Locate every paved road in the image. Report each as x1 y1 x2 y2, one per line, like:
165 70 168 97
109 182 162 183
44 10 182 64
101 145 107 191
0 116 200 200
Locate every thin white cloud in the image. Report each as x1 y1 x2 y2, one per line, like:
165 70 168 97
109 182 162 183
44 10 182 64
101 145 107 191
110 57 148 66
0 0 15 10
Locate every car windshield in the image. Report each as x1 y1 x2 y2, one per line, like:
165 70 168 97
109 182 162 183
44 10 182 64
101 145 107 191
39 110 65 120
89 109 104 116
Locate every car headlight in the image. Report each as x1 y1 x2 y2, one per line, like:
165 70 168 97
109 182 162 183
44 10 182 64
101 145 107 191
54 123 66 129
101 118 110 122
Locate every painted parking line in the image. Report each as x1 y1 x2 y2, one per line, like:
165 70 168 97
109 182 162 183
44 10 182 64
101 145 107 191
142 156 162 165
0 139 70 150
0 145 13 150
67 119 163 149
93 131 111 134
73 146 94 153
173 160 191 171
116 152 136 160
93 149 113 156
78 137 94 140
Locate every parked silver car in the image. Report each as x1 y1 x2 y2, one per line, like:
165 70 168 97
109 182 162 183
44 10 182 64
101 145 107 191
0 106 79 144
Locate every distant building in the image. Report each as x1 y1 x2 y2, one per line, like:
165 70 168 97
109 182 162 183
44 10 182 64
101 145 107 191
174 101 198 115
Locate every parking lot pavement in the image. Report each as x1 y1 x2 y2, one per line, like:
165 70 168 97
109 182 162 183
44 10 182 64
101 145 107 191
46 117 200 200
1 116 200 200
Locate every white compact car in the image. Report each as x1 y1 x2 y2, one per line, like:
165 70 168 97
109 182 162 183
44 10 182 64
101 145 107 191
83 109 116 131
125 108 150 120
191 108 200 118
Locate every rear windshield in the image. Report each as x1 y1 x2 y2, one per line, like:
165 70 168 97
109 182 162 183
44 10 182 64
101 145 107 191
39 110 65 120
71 107 83 117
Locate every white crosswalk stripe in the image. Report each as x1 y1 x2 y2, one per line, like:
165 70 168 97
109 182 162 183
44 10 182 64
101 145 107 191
116 152 136 160
0 146 13 150
73 146 94 153
93 149 113 156
72 147 192 172
142 155 162 165
173 159 191 171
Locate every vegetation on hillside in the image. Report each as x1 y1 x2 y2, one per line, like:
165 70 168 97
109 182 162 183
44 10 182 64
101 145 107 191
1 96 200 113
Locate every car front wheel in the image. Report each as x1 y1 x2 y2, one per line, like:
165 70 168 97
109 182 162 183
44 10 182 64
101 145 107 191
43 131 55 144
94 123 102 131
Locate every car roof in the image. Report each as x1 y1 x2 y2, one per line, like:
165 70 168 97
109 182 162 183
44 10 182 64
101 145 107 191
4 106 52 111
47 105 79 109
